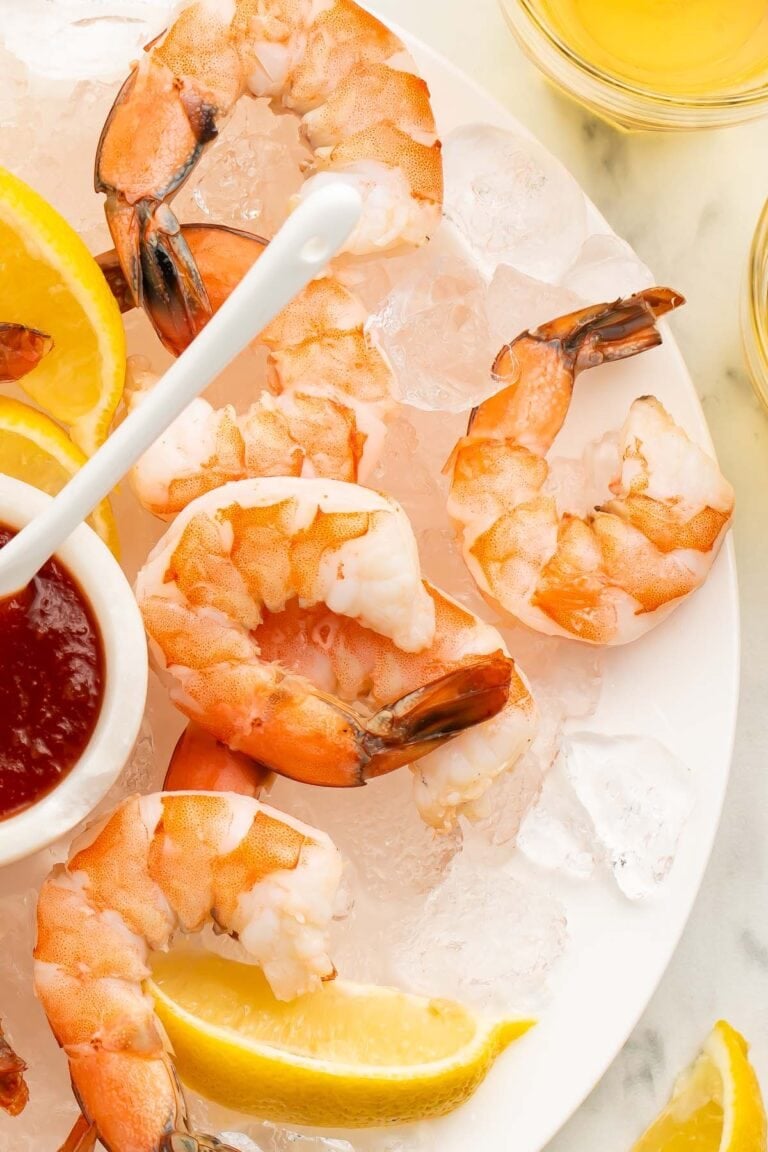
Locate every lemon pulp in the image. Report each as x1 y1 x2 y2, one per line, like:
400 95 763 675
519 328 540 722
631 1020 767 1152
0 167 125 455
0 396 118 553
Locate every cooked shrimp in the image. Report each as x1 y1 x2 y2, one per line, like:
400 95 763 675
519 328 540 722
446 288 735 646
0 1019 28 1117
34 791 343 1152
96 0 442 352
165 721 273 796
254 587 536 829
99 225 396 517
0 323 52 382
135 477 515 812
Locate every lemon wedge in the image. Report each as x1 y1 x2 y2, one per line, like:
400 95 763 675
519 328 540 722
148 950 533 1128
0 167 125 455
0 396 118 554
632 1021 767 1152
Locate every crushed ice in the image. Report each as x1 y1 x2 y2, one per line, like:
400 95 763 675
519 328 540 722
0 0 170 80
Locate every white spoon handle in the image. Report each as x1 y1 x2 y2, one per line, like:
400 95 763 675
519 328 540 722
0 184 362 598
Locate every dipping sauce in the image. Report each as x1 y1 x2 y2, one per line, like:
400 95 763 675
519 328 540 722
0 525 104 820
527 0 768 96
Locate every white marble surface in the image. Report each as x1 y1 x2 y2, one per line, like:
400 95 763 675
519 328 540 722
373 0 768 1146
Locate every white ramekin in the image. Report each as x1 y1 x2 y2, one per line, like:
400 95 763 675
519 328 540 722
0 475 148 866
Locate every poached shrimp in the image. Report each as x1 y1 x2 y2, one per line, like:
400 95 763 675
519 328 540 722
446 289 735 646
134 477 520 825
253 586 537 829
96 0 442 353
34 791 343 1152
98 226 396 517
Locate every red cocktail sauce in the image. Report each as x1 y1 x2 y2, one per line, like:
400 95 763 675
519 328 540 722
0 525 104 820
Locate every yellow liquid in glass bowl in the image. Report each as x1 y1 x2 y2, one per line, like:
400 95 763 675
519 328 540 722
529 0 768 96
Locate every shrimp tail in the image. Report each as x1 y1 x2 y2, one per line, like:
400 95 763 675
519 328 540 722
96 248 136 314
96 37 230 354
361 654 513 778
97 222 264 356
58 1115 97 1152
102 191 143 309
137 199 213 353
0 1020 28 1116
531 287 686 373
0 322 53 383
165 722 274 796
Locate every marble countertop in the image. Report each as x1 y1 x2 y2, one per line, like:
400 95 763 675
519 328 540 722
374 0 768 1145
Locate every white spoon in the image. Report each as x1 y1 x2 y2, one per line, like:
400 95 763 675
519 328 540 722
0 183 362 600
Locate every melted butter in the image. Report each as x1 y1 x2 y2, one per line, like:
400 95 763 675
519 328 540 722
531 0 768 95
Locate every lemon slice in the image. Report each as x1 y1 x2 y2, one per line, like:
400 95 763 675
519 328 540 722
0 167 125 455
149 950 533 1127
632 1021 766 1152
0 396 118 554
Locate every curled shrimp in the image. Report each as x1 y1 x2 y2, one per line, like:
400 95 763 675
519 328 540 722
253 585 537 829
0 323 52 382
34 791 343 1152
0 1019 28 1117
134 477 517 820
96 0 442 352
98 225 396 517
445 288 735 646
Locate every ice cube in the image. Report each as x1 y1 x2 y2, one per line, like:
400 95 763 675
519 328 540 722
391 840 567 1014
486 265 583 348
175 98 311 238
561 233 655 301
368 223 499 412
1 0 170 81
517 760 596 879
564 733 694 900
443 124 588 280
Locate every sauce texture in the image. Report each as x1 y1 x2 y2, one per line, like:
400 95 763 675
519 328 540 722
0 525 104 819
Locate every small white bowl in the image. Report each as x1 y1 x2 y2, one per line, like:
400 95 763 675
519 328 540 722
0 475 148 867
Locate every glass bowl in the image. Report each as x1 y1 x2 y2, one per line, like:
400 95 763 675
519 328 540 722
743 198 768 410
499 0 768 131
